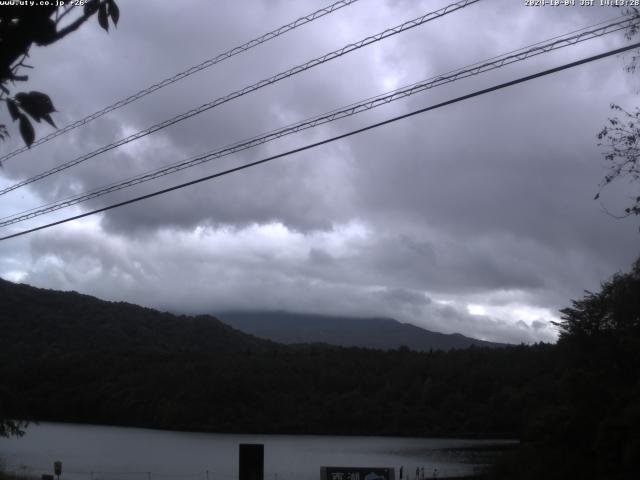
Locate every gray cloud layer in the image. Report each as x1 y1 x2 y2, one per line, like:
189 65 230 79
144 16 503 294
1 0 639 343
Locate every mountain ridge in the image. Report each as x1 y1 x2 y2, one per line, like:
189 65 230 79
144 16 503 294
217 310 507 351
0 278 504 355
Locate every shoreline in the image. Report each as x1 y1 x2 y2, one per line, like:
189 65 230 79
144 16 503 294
11 419 520 444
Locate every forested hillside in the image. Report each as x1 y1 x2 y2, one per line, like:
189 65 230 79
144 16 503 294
0 279 274 355
0 278 548 438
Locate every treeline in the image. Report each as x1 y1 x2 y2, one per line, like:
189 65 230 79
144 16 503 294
0 343 553 438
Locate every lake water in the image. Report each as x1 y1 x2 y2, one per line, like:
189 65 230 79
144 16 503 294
0 423 514 480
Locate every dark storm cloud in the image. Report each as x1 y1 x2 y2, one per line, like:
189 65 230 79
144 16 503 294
1 0 639 343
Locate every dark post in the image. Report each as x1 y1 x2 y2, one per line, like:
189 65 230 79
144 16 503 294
239 444 264 480
54 461 62 480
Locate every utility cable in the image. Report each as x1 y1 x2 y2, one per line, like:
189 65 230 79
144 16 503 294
0 0 361 164
1 41 638 242
0 15 631 227
0 0 480 197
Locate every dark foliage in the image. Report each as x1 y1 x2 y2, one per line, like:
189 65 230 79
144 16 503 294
0 418 27 439
0 279 276 356
0 0 118 148
555 257 640 339
0 345 554 439
596 104 640 217
595 9 640 217
490 259 640 480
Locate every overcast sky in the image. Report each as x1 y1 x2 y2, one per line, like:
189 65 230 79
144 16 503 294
1 0 639 343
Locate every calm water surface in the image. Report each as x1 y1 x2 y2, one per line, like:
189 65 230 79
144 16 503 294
0 423 515 480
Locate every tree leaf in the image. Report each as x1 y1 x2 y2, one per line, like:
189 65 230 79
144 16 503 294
42 113 57 128
108 0 120 26
7 99 20 121
29 91 56 113
98 2 109 31
19 114 35 147
84 0 99 15
15 91 56 122
33 18 57 46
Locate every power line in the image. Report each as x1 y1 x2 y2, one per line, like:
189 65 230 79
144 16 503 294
0 0 480 197
0 0 361 165
0 16 632 228
2 41 638 243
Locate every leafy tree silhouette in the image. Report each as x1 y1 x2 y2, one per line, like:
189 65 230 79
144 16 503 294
595 7 640 217
0 418 27 438
554 257 640 339
0 0 119 438
0 0 119 147
0 382 28 438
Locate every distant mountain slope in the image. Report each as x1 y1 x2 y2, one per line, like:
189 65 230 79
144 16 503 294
0 278 549 441
217 311 507 351
0 279 274 356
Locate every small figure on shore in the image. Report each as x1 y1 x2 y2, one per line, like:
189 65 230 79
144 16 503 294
432 468 438 479
399 466 403 479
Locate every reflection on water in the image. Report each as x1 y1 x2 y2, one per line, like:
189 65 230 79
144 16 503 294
0 423 516 480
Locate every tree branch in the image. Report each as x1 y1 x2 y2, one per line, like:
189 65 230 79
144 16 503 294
42 2 106 46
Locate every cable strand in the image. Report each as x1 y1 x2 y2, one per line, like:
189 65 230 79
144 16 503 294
2 41 637 242
0 0 481 197
0 0 361 164
0 16 631 227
